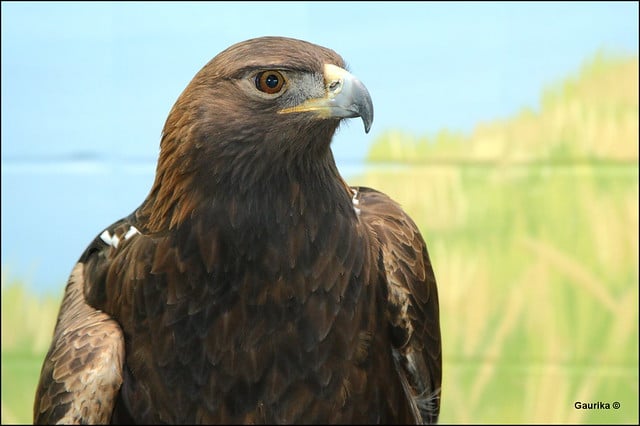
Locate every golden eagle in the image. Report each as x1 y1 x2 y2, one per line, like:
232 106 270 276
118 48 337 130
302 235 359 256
33 36 442 424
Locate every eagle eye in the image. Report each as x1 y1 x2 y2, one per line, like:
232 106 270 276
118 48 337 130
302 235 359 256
255 71 285 94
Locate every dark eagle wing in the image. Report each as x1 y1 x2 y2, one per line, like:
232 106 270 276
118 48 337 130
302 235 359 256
355 186 442 424
33 219 137 424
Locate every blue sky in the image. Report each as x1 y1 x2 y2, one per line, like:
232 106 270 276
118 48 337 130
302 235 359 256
1 1 638 292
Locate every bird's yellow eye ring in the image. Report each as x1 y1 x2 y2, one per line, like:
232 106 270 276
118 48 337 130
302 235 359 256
255 71 285 94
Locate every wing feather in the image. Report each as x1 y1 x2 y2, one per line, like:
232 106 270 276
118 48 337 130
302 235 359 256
33 262 125 424
357 186 442 424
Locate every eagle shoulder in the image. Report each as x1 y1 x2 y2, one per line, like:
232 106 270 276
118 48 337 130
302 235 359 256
33 217 146 424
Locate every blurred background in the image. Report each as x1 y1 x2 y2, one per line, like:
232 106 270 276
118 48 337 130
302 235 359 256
1 1 638 423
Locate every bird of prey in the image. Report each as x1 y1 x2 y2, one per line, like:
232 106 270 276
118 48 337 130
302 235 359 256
33 36 442 424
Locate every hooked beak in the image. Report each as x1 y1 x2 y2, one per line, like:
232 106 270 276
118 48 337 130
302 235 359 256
279 64 374 133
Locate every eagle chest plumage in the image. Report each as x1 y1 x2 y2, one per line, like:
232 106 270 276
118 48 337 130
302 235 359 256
95 178 401 423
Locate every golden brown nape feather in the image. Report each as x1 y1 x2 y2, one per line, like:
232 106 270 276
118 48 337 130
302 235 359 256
33 36 441 424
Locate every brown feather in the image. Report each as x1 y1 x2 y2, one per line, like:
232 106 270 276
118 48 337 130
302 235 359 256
356 186 442 423
33 263 125 424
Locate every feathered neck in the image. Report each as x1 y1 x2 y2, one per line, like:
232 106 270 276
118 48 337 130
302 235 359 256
136 129 356 235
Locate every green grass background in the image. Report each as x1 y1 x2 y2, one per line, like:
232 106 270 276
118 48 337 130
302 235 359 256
2 52 638 424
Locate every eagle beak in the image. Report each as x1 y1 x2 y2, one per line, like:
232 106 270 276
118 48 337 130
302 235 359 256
279 64 374 133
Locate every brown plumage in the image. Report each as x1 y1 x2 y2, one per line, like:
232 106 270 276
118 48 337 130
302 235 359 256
34 36 442 424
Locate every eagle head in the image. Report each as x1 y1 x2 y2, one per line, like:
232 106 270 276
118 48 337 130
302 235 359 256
161 36 373 163
144 36 374 230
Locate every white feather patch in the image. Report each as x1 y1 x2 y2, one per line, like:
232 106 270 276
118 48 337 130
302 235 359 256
124 226 140 240
351 188 361 216
100 230 120 248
